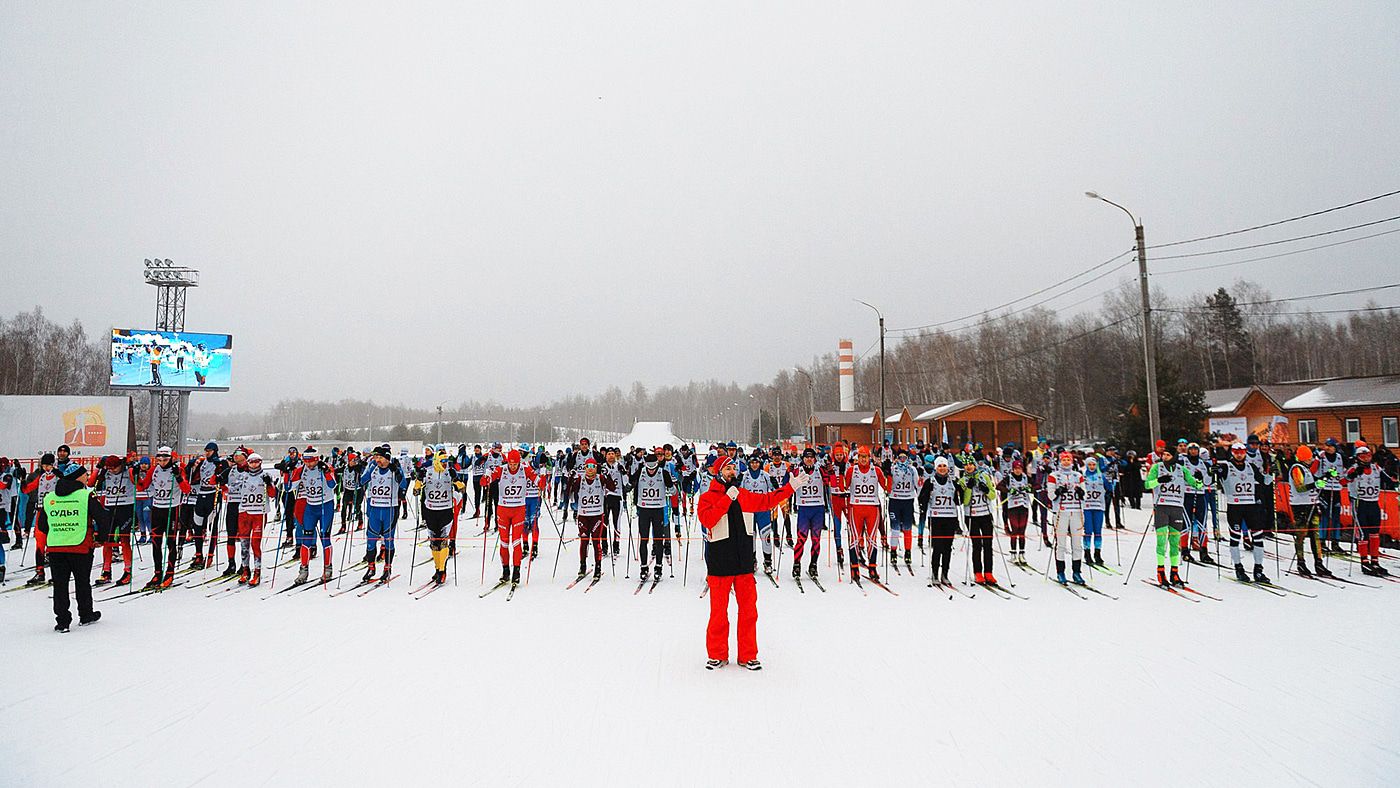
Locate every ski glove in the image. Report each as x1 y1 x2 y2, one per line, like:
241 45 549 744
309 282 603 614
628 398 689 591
1074 488 1084 500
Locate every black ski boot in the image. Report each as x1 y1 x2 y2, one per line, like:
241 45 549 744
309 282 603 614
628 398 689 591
94 570 112 586
221 562 238 578
1083 549 1093 566
1253 565 1271 585
1361 562 1378 576
1199 547 1216 565
791 563 800 580
1170 567 1185 587
1315 561 1334 578
510 565 521 586
362 562 377 583
1157 566 1169 587
592 563 602 580
1296 559 1313 578
762 556 773 576
808 562 818 581
868 566 880 583
1234 563 1250 582
499 565 511 584
640 565 650 582
1375 562 1391 577
1093 549 1104 566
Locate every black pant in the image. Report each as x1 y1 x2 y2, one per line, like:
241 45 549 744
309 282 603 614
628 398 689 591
49 551 95 628
604 496 622 543
928 517 958 580
151 506 180 573
636 507 667 568
472 476 485 513
967 514 994 574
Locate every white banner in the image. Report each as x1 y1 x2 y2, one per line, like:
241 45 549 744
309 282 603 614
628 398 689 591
1208 417 1248 441
0 395 132 458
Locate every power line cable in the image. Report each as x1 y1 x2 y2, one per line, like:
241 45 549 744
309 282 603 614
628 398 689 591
887 248 1134 333
1151 215 1400 260
1149 188 1400 249
1152 226 1400 276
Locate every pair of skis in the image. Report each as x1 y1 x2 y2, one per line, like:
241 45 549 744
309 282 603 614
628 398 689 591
1139 579 1222 602
479 578 520 601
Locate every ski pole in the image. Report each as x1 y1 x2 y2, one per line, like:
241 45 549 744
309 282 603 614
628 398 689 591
1122 509 1156 584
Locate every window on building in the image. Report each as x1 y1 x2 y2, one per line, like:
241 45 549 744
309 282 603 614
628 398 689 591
1345 418 1361 443
1298 419 1318 445
1384 417 1399 448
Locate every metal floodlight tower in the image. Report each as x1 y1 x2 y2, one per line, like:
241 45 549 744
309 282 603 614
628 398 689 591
144 258 200 452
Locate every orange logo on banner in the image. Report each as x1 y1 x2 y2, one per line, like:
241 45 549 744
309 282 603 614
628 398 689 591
62 405 108 448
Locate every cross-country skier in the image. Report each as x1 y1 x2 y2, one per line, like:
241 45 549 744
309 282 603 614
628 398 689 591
137 447 191 589
1081 456 1107 566
1144 444 1200 587
997 459 1032 565
362 447 408 584
217 447 249 576
697 454 803 671
1045 450 1086 585
1313 438 1347 553
740 451 779 579
958 459 998 585
924 457 960 584
413 448 463 587
628 451 678 584
844 445 890 583
884 448 922 573
1220 442 1273 584
20 454 63 585
337 450 365 534
91 454 138 587
1180 442 1215 563
288 447 336 586
601 447 627 556
236 454 278 586
480 449 546 589
569 458 617 581
826 442 851 574
184 441 226 571
790 448 829 582
1346 443 1393 576
1285 444 1331 578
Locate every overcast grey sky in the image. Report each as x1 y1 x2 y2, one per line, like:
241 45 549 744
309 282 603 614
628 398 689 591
3 2 1398 415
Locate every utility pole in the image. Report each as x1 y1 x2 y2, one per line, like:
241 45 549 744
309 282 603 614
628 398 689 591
435 404 443 446
1087 192 1161 448
854 300 886 446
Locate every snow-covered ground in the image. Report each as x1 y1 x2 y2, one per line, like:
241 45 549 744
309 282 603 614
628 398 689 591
4 503 1398 787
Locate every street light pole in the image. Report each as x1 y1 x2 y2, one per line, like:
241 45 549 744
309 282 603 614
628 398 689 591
1086 191 1160 448
793 368 815 443
435 404 443 446
854 299 886 446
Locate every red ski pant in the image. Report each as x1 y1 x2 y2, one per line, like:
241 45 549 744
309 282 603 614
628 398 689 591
497 505 525 567
577 514 605 565
849 504 881 567
237 512 265 568
706 573 757 662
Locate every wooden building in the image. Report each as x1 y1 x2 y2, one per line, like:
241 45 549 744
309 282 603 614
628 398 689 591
1203 374 1400 447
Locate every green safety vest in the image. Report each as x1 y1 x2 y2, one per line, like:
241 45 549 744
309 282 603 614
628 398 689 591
43 488 91 548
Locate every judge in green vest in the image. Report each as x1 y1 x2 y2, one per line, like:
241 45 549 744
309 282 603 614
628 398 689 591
42 471 101 632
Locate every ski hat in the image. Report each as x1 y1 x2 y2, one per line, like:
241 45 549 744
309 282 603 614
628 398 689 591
247 453 263 464
156 446 172 457
1012 459 1023 471
205 441 219 452
1176 438 1187 445
934 456 950 469
303 447 319 458
1296 445 1313 463
1247 434 1260 444
104 455 122 469
1155 440 1166 451
1230 442 1246 452
492 442 502 449
232 446 248 458
373 447 391 459
506 449 521 464
1355 443 1372 456
584 458 598 467
802 447 816 458
1325 438 1339 447
710 455 732 476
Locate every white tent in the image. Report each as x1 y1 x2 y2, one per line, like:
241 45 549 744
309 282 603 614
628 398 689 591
615 421 684 450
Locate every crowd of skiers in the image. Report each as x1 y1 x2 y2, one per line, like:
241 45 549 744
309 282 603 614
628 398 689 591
1 430 1395 651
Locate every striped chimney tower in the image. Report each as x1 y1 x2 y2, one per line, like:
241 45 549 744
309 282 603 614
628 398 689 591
838 339 855 411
